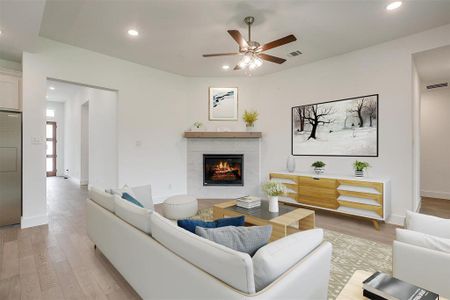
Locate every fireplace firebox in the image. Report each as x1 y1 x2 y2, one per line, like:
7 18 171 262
203 154 243 186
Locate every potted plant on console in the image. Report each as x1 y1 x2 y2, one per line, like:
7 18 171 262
262 180 287 213
312 161 326 175
353 160 370 177
242 110 258 131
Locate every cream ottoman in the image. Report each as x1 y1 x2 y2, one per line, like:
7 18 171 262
163 195 198 220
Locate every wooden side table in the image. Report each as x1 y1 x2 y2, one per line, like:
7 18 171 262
213 200 315 241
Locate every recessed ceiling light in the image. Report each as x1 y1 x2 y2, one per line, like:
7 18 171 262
386 1 402 11
0 30 2 36
222 65 230 70
127 29 139 37
49 86 55 90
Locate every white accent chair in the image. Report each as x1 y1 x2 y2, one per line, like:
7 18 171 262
393 211 450 298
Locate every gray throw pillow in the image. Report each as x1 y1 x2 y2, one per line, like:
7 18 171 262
195 225 272 256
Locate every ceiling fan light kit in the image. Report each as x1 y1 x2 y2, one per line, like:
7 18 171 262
203 16 297 72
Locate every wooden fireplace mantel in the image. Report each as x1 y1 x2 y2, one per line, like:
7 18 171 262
183 131 262 138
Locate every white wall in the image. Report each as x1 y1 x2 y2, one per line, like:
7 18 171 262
80 102 89 184
187 24 450 224
46 101 65 176
412 61 422 211
420 87 450 200
22 38 188 228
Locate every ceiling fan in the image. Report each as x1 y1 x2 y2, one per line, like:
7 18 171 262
202 16 297 71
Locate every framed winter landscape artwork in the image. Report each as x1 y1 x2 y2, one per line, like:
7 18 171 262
291 94 379 157
208 87 238 121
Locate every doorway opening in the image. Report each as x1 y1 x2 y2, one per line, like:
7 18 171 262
412 45 450 216
46 79 118 190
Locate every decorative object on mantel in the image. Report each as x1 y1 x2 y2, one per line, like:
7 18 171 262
208 87 238 121
191 121 203 131
286 156 296 173
183 131 262 138
262 180 287 213
291 94 378 157
242 110 259 132
311 161 326 174
353 160 370 177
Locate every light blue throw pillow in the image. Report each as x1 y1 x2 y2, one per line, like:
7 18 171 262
195 225 272 256
122 192 144 208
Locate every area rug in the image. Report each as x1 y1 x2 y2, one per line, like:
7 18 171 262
191 208 392 300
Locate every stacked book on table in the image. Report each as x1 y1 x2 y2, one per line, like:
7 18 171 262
236 196 261 209
363 272 439 300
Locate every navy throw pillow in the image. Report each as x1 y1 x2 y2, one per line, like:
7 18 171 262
178 216 245 234
122 192 144 208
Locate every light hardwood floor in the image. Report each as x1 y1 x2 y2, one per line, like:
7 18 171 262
0 177 140 300
1 177 449 299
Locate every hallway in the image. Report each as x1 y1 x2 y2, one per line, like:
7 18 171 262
0 177 139 299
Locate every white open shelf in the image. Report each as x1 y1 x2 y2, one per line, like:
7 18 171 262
337 184 381 195
337 195 380 206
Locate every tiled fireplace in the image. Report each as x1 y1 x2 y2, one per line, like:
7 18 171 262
186 137 261 199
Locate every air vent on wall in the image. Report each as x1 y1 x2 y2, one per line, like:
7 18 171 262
426 82 448 90
287 50 303 57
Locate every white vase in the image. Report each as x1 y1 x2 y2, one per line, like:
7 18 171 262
355 170 365 177
314 167 324 175
286 156 296 173
246 124 254 132
269 196 279 213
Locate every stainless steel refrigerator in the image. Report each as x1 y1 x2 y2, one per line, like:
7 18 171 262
0 110 22 226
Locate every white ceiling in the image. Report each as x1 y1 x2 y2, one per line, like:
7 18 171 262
0 0 46 62
414 45 450 85
1 1 450 77
38 0 450 77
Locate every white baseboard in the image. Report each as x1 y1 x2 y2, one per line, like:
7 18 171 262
80 179 89 186
21 214 48 229
421 190 450 200
387 214 405 226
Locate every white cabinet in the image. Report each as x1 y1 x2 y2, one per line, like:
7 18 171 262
0 73 21 111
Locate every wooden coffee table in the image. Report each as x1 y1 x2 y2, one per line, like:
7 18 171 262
213 200 315 241
337 270 448 300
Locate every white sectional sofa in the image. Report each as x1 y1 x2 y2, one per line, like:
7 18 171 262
86 188 332 300
393 211 450 298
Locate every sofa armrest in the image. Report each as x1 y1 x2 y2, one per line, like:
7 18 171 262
132 184 154 210
405 211 450 239
396 228 450 254
393 240 450 298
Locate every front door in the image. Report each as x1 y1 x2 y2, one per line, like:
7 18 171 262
46 121 57 177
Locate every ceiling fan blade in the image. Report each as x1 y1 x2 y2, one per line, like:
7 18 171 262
227 30 249 49
233 64 242 71
260 34 297 51
258 53 286 64
202 53 241 57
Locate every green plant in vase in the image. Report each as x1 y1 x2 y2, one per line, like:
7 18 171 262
242 110 259 131
311 161 326 174
353 161 370 177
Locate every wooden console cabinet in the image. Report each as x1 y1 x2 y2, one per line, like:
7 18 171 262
269 172 390 230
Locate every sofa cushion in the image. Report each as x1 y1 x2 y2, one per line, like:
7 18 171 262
177 216 245 233
252 229 324 292
396 228 450 254
122 192 144 208
151 212 255 294
114 196 152 234
406 211 450 239
111 184 136 198
89 187 115 212
195 225 271 256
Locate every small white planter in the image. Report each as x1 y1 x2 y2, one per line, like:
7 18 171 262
355 170 365 177
269 196 279 213
191 127 203 132
245 124 255 132
314 167 324 175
